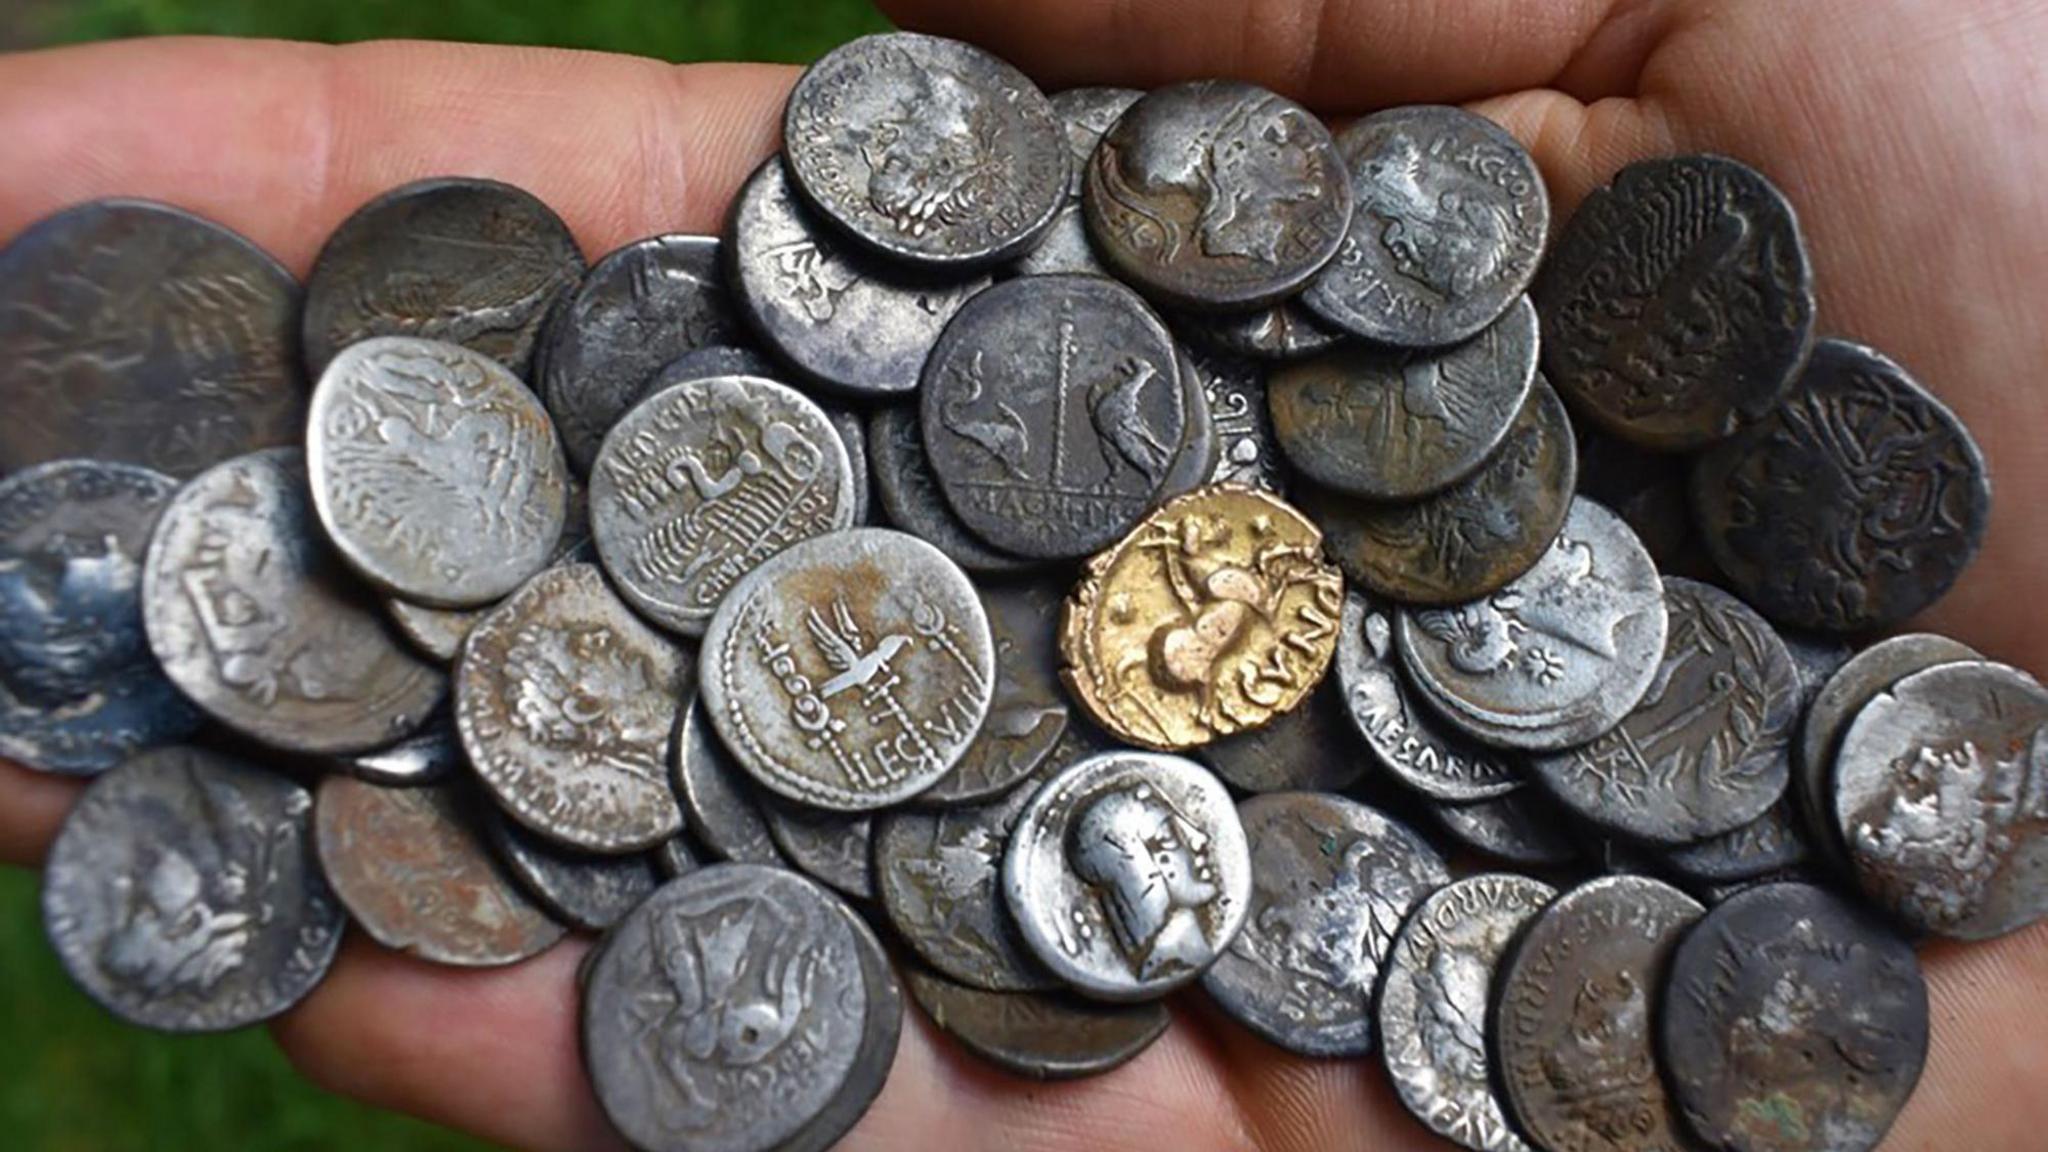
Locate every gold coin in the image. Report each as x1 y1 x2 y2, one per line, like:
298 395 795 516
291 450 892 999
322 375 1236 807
1060 485 1343 750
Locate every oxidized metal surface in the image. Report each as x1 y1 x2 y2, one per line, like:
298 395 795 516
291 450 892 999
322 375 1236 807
1003 750 1250 1001
867 405 1037 575
41 746 343 1032
700 529 994 811
1062 486 1341 751
671 696 786 867
1429 790 1579 869
761 801 876 901
1201 792 1448 1056
1536 155 1814 450
0 460 200 775
141 448 446 754
1378 874 1555 1152
1495 875 1704 1152
1398 498 1668 751
590 374 855 636
1181 298 1344 362
0 199 306 477
1085 81 1351 311
1663 794 1811 884
1304 106 1548 348
784 32 1069 269
482 809 660 933
1692 338 1991 633
1186 347 1286 492
308 336 569 606
1197 679 1365 794
654 835 701 879
904 966 1169 1081
1660 882 1927 1152
918 581 1070 805
455 563 686 853
301 177 584 378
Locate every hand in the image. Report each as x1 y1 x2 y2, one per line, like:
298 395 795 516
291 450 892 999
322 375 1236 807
2 3 2044 1148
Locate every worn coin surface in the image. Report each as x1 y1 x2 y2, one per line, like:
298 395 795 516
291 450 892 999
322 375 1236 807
1378 873 1556 1152
762 800 877 902
0 461 201 775
301 177 584 378
1660 882 1928 1152
671 696 785 867
0 199 305 477
1202 792 1448 1056
877 777 1056 991
728 159 990 399
1430 790 1579 868
905 967 1170 1081
1158 349 1224 504
333 712 464 787
700 528 994 811
1050 87 1144 195
1271 296 1537 499
1004 750 1250 1001
590 374 855 636
867 406 1037 575
784 32 1068 269
1182 298 1345 362
1185 347 1286 492
456 563 686 853
482 808 660 933
1399 498 1668 751
1537 154 1814 450
919 581 1071 806
1496 875 1705 1152
539 234 744 473
384 480 590 663
1085 81 1351 311
1007 201 1113 279
1063 486 1342 751
315 776 565 966
41 745 344 1032
1314 376 1575 606
1834 660 2048 940
653 835 701 880
1662 793 1811 884
1573 425 1716 580
1197 679 1364 794
142 448 446 754
779 899 903 1152
1693 338 1991 633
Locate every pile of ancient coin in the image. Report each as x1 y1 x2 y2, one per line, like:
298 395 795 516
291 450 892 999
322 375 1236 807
0 26 2026 1152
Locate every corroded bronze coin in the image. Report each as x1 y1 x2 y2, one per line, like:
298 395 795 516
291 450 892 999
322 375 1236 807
1693 338 1991 633
670 695 786 867
761 800 877 902
1197 678 1366 794
905 966 1170 1081
919 580 1071 806
1062 486 1342 751
482 808 660 933
1536 154 1814 450
867 405 1038 575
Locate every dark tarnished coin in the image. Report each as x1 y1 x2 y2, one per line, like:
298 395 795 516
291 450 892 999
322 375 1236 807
1271 296 1538 500
315 776 564 966
1314 376 1575 606
920 274 1186 559
653 835 701 879
1202 793 1447 1056
581 865 868 1152
1529 577 1801 845
589 374 855 636
41 746 344 1032
1660 882 1928 1152
1180 298 1344 362
1304 106 1548 348
728 159 989 400
779 898 903 1152
1050 87 1144 195
0 199 304 478
918 581 1070 806
1156 349 1224 503
1663 793 1811 884
700 529 994 811
1005 751 1251 1001
867 405 1037 575
1378 874 1556 1152
142 448 446 754
1496 875 1705 1152
1197 678 1365 794
905 966 1169 1081
1007 201 1112 279
1692 338 1991 633
539 234 744 473
1430 790 1579 869
784 32 1068 270
308 337 569 607
456 563 686 853
1400 498 1668 751
877 777 1055 991
1085 81 1351 311
1781 631 1855 699
1536 154 1814 450
0 460 201 775
671 696 785 867
301 177 584 379
1574 424 1717 579
332 712 464 787
482 808 660 933
761 800 876 901
1834 660 2048 940
1185 347 1286 492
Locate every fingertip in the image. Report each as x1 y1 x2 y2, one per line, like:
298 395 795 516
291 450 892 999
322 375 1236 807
0 759 83 867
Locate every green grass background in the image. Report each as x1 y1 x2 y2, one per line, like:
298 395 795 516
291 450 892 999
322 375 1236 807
0 10 891 1152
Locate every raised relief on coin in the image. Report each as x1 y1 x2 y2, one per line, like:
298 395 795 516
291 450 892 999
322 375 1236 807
877 778 1056 991
1182 298 1345 362
700 529 995 811
1062 486 1342 751
590 375 855 636
920 581 1071 805
867 405 1037 575
1536 155 1815 450
672 696 786 867
1050 87 1144 196
1661 793 1811 884
904 967 1170 1082
1085 81 1352 311
761 801 877 902
782 900 904 1152
1186 347 1286 493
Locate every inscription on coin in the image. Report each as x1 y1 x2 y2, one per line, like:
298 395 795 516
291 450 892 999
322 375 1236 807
867 405 1037 575
1186 347 1286 493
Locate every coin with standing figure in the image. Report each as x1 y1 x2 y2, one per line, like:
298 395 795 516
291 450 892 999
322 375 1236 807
867 405 1038 575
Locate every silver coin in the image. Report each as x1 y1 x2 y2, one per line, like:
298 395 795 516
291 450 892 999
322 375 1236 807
1197 679 1366 794
918 580 1071 806
142 447 447 754
0 460 201 775
1661 791 1811 884
482 807 660 933
41 745 344 1032
1399 498 1669 751
762 799 876 902
903 966 1169 1082
384 478 591 663
332 711 465 787
1003 750 1250 1001
671 695 786 867
1006 201 1112 279
1378 873 1555 1152
867 405 1039 575
1183 347 1286 493
1303 106 1548 348
589 373 855 637
776 897 904 1152
1429 790 1579 869
653 834 702 880
1202 792 1447 1055
1180 298 1345 362
700 528 995 811
1050 87 1144 196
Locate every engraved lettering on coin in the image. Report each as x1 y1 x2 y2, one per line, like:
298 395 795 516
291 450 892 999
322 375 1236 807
777 898 903 1152
1185 347 1286 493
878 778 1057 991
672 695 786 867
904 966 1169 1082
1662 793 1811 885
868 405 1038 575
919 581 1071 806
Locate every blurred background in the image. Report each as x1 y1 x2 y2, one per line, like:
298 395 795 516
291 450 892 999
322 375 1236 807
0 10 890 1151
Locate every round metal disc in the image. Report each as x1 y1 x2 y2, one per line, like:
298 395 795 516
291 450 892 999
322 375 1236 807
917 580 1071 806
1196 678 1367 794
867 405 1039 575
761 800 876 902
670 695 785 867
905 966 1169 1082
482 807 661 933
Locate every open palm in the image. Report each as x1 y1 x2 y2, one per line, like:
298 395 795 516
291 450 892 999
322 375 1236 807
2 2 2045 1149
